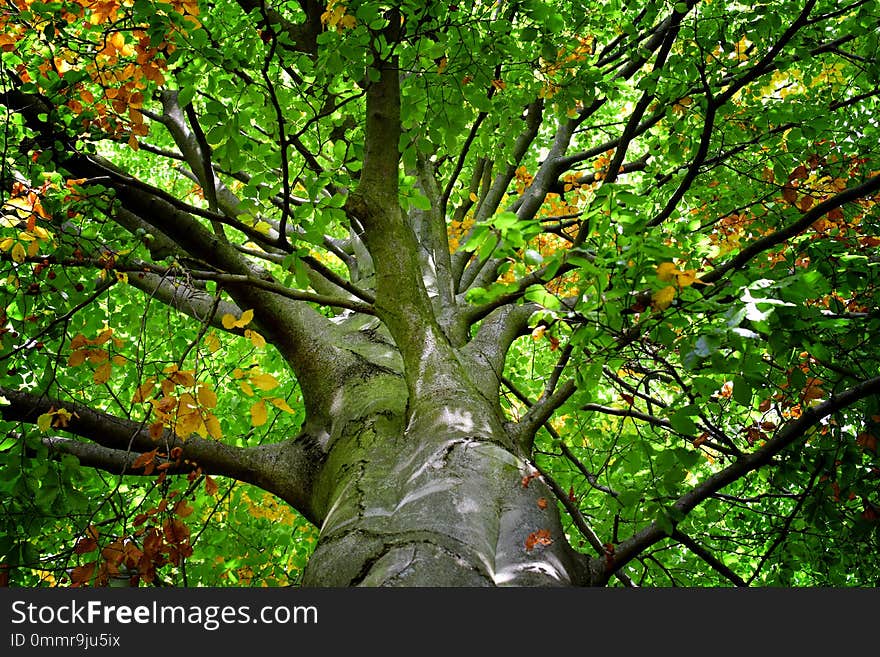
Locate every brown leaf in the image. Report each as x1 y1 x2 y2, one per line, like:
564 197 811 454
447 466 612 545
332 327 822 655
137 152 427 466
70 562 96 587
173 499 194 518
74 537 98 555
857 433 877 453
537 497 548 510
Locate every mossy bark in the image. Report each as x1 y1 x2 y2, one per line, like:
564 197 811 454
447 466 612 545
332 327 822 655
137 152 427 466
299 367 585 586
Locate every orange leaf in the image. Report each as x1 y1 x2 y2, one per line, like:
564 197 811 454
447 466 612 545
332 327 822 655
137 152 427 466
537 497 548 510
148 421 164 440
204 476 218 496
93 361 112 385
525 529 553 551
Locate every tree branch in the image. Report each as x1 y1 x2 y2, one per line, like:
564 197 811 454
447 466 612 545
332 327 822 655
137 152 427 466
598 373 880 583
0 387 323 524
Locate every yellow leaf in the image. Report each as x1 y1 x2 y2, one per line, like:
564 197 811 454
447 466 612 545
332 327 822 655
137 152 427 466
250 372 279 391
204 413 223 439
112 355 127 366
222 309 254 329
469 192 478 203
250 399 267 427
11 242 25 263
93 361 112 385
656 262 680 282
204 332 221 353
246 329 266 349
0 237 14 251
531 326 546 341
269 397 295 414
239 380 254 397
197 385 218 409
676 269 699 288
53 408 74 428
651 286 676 310
175 410 201 438
132 378 156 403
177 392 198 413
232 367 245 379
166 367 195 387
237 309 254 328
37 412 53 433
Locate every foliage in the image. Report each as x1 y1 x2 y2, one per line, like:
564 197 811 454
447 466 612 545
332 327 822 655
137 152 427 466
1 0 879 586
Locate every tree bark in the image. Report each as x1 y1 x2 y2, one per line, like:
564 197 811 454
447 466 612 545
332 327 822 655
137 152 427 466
299 364 588 586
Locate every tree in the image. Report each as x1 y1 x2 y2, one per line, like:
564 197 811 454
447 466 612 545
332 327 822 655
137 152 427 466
1 0 879 588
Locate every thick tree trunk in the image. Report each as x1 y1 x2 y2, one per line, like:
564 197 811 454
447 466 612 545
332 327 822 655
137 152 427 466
301 368 586 586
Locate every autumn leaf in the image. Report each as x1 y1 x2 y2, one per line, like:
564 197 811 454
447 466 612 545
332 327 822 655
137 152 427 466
675 269 700 287
250 399 267 426
204 476 218 496
204 413 223 439
221 308 254 329
70 562 96 587
250 372 279 391
148 421 164 441
856 433 877 453
132 449 158 474
797 195 814 212
197 384 218 409
246 329 266 349
537 497 548 510
204 332 221 353
268 397 296 413
74 537 99 555
525 529 553 551
37 411 53 433
651 285 676 310
10 242 26 263
93 361 112 385
656 262 680 282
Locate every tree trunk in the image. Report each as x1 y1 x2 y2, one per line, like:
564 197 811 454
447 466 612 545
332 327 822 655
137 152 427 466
300 366 586 586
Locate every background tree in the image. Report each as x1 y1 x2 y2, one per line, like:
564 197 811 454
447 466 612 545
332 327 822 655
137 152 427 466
1 0 879 587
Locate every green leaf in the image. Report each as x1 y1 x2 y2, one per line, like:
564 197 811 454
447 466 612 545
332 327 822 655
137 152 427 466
732 375 752 407
669 409 698 436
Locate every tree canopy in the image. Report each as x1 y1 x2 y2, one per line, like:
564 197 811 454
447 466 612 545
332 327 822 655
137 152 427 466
1 0 879 587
